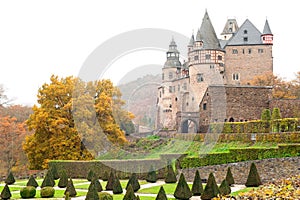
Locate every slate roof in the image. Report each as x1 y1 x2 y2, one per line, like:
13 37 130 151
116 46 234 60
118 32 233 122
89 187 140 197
263 19 272 35
196 11 222 50
226 19 263 46
221 19 239 35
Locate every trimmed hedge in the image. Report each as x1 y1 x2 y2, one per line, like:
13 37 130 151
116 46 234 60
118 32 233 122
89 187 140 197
179 144 300 168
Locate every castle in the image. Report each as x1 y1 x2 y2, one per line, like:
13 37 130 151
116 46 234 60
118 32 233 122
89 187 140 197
156 11 275 133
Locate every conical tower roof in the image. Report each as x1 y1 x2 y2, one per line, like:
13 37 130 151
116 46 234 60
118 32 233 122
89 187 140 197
188 34 195 46
263 19 272 35
198 11 222 50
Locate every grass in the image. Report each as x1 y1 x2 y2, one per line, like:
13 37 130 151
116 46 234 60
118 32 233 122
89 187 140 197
139 183 193 195
230 187 257 196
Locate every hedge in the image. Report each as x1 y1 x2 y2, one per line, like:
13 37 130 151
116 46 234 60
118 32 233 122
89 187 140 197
179 144 300 168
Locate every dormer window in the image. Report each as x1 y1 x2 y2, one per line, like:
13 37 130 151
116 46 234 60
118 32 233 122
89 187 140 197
243 37 248 42
244 30 248 34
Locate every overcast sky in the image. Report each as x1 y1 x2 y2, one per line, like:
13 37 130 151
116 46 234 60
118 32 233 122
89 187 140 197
0 0 299 106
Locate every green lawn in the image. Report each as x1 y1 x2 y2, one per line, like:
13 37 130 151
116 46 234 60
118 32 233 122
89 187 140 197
139 183 193 195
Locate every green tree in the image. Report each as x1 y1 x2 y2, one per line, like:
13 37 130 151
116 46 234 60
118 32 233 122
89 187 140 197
123 184 136 200
201 173 220 200
5 171 15 185
225 167 235 186
174 173 192 200
155 186 167 200
105 171 115 191
245 163 262 187
87 169 95 182
113 176 123 194
86 181 100 200
41 170 55 188
219 179 231 196
191 170 203 196
65 178 77 197
126 173 140 192
261 109 271 120
26 175 39 188
271 107 281 120
0 184 11 200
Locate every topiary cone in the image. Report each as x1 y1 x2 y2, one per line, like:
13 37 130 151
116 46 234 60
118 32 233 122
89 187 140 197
86 182 100 200
191 170 204 196
201 172 220 200
26 175 39 188
219 179 231 196
126 173 140 192
64 178 77 197
5 172 15 185
41 170 55 188
165 164 177 183
174 173 192 200
58 170 68 188
123 184 137 200
225 167 235 186
105 171 115 191
0 184 12 200
155 186 167 200
113 176 123 194
245 162 262 187
146 165 157 183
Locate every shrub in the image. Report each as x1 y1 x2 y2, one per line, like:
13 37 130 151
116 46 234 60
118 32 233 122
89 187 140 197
219 179 231 196
191 170 203 196
41 170 55 188
123 184 136 200
225 167 235 186
99 192 113 200
86 182 100 200
0 184 11 200
261 109 271 121
105 171 115 191
102 171 109 181
5 172 15 185
174 173 192 200
26 175 39 188
146 165 157 183
126 173 140 192
20 186 36 198
245 163 262 187
87 169 95 181
58 170 68 188
201 172 220 200
155 186 167 200
40 187 55 198
113 176 123 194
64 178 77 197
93 178 103 192
165 163 177 183
50 165 59 180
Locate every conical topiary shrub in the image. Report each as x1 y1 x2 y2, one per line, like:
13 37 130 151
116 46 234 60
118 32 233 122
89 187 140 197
113 176 123 194
156 186 167 200
87 169 95 182
64 178 77 197
105 171 115 191
123 184 136 200
165 163 177 183
92 177 103 192
126 173 140 192
26 175 39 188
146 165 157 183
219 179 231 196
191 170 203 196
225 167 235 186
102 171 109 181
201 172 220 200
58 170 68 188
245 163 262 187
86 182 100 200
41 170 55 188
49 165 59 180
174 173 192 200
1 184 12 200
5 172 15 185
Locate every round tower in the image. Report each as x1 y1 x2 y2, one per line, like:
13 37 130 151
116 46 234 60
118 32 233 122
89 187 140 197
261 19 273 45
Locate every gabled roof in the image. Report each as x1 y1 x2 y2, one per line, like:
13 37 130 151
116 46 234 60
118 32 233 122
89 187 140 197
263 19 272 35
226 19 263 46
221 19 239 35
197 11 222 50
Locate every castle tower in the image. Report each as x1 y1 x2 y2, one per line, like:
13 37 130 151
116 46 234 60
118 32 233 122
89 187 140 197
261 19 273 45
220 18 239 40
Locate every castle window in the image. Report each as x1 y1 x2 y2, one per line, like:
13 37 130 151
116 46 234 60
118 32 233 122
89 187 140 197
218 55 222 60
243 37 248 42
205 54 211 60
232 49 238 54
162 87 164 94
194 55 199 60
258 49 264 53
162 73 164 80
175 97 178 101
248 49 252 54
169 86 172 93
197 73 204 82
169 72 173 80
210 65 214 69
232 73 239 81
244 30 248 34
159 91 161 98
203 103 207 110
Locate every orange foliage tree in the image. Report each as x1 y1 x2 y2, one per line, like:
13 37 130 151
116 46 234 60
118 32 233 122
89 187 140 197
23 75 130 169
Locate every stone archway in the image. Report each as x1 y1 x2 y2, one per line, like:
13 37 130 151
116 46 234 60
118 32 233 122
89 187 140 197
181 119 198 133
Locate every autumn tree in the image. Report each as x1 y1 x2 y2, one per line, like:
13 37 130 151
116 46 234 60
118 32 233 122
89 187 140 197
23 75 131 169
0 116 26 174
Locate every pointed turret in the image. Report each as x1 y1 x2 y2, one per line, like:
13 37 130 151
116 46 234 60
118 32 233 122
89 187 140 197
188 34 195 47
261 19 273 45
221 18 239 40
164 37 181 68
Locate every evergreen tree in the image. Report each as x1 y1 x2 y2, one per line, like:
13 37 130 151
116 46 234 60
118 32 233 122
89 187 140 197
86 182 100 200
271 107 281 120
64 178 77 197
191 170 203 196
225 167 235 186
174 173 192 200
165 162 177 183
102 171 109 181
126 173 140 192
26 175 39 188
50 165 60 180
92 177 103 192
261 109 271 120
41 170 55 188
219 179 231 196
5 171 15 185
105 171 115 191
0 184 11 200
123 184 136 200
58 170 68 188
113 176 123 194
245 163 262 187
155 186 167 200
146 165 157 183
87 169 95 181
201 172 220 200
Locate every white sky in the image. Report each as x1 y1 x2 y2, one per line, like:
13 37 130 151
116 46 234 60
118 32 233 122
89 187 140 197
0 0 299 106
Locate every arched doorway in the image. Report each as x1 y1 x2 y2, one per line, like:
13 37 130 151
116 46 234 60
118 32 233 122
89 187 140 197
181 119 197 133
